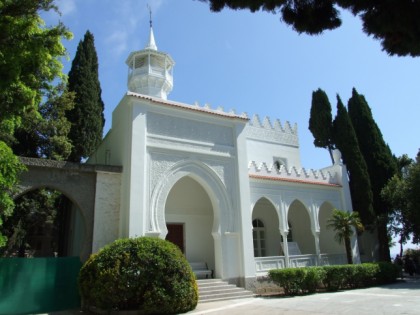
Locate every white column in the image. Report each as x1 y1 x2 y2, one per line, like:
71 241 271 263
312 231 321 265
282 231 290 268
233 122 256 281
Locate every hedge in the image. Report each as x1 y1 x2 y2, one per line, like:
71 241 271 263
268 262 399 295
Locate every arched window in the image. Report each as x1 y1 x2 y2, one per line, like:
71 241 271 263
252 219 266 257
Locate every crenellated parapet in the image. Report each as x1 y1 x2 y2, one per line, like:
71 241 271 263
248 161 341 186
245 114 299 147
192 101 249 119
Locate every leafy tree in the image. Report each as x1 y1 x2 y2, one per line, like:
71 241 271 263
12 84 75 161
381 155 413 256
383 151 420 248
199 0 420 56
309 88 334 163
405 151 420 243
0 142 26 247
348 88 397 262
0 0 71 248
0 189 61 257
327 208 364 264
67 30 105 162
332 95 374 225
0 0 72 135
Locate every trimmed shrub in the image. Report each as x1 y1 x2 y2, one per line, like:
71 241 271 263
268 267 325 295
269 268 305 295
322 265 345 291
269 262 399 296
78 237 198 314
302 267 326 293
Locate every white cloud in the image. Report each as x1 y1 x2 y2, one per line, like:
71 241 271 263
98 0 167 58
57 0 76 16
105 30 128 56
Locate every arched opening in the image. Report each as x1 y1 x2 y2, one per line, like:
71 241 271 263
1 187 86 258
288 200 315 254
319 202 345 255
252 198 281 257
165 176 215 272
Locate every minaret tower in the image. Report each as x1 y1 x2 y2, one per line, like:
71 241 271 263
125 8 174 99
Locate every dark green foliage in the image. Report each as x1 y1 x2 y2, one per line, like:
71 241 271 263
0 189 63 257
348 88 397 261
309 89 334 163
78 237 198 314
67 30 105 162
383 151 420 244
0 0 70 246
12 84 74 161
376 261 400 284
405 152 420 243
269 263 398 296
322 265 346 291
199 0 420 56
332 96 374 225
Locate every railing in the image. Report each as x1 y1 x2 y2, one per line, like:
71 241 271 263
320 253 347 266
289 254 318 268
255 256 286 274
129 67 173 82
255 253 347 275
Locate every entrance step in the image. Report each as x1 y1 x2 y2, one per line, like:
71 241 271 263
197 279 255 303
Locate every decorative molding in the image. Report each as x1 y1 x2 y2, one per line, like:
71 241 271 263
147 135 235 157
147 112 235 147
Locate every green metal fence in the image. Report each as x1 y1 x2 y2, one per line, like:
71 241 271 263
0 257 82 315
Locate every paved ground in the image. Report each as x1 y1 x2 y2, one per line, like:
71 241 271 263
46 275 420 315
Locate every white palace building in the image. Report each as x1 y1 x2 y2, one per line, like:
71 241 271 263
87 26 376 288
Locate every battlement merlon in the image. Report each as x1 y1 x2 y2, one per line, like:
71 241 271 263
245 114 299 147
248 161 343 187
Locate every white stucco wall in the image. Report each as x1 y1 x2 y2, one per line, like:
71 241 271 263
92 171 122 252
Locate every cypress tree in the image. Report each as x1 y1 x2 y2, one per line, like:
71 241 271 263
347 88 397 261
332 95 375 225
67 30 105 162
309 88 334 163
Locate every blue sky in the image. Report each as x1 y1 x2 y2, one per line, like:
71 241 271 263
43 0 420 255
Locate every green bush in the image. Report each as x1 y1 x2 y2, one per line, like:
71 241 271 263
78 237 198 314
268 267 325 295
269 268 305 295
322 265 345 291
269 263 399 296
302 267 325 293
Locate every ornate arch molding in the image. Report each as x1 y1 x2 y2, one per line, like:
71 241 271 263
149 159 233 238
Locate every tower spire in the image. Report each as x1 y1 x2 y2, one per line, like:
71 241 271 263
148 4 152 28
145 4 157 50
126 4 175 99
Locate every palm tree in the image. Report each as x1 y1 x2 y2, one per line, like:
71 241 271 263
327 209 364 264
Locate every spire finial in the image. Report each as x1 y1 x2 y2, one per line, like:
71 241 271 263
145 4 157 50
147 4 152 28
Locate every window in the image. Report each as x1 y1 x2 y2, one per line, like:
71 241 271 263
273 157 287 171
252 219 266 257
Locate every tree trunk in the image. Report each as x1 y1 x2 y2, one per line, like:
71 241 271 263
345 237 353 264
377 221 391 262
